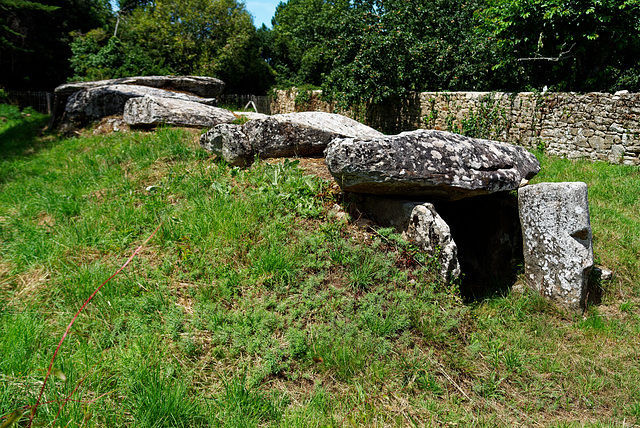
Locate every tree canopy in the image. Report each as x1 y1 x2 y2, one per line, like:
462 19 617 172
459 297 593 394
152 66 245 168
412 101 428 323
3 0 640 99
264 0 348 87
0 0 111 89
68 0 274 93
322 0 503 107
268 0 640 104
482 0 640 91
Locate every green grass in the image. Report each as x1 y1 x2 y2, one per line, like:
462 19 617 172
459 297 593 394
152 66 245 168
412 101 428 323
1 106 639 427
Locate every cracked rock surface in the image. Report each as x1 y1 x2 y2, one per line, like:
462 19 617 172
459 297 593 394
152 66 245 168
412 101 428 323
325 129 541 200
124 95 235 128
518 182 594 312
55 75 225 98
64 84 218 125
200 112 383 166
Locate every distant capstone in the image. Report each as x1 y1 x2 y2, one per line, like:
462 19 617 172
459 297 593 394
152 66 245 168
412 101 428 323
200 112 383 166
52 76 225 128
64 84 218 124
55 75 225 98
124 95 236 128
325 129 540 200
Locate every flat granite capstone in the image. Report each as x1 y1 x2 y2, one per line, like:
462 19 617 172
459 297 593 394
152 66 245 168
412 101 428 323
124 95 235 127
64 84 217 124
325 129 541 200
200 112 383 166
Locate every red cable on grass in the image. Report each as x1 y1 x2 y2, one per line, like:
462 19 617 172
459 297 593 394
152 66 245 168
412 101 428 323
27 223 163 428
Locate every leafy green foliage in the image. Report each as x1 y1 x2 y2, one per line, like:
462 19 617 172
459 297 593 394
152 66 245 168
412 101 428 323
109 0 274 93
320 0 504 123
482 0 640 91
69 29 169 81
0 0 111 89
443 93 510 140
267 0 640 111
265 0 348 87
0 0 58 51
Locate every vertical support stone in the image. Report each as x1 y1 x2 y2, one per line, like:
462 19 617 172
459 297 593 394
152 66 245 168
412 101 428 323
518 182 594 312
352 195 461 283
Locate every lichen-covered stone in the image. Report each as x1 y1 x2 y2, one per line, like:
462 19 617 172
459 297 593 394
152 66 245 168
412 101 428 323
63 85 217 125
124 95 235 128
55 75 225 98
405 203 460 282
52 76 225 128
518 182 594 312
200 124 252 166
326 129 540 200
200 112 383 165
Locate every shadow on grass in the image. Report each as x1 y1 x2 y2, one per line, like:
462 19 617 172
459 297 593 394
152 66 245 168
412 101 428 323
0 115 52 157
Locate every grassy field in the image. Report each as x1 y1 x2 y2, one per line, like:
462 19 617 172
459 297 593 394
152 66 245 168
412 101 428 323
1 103 639 427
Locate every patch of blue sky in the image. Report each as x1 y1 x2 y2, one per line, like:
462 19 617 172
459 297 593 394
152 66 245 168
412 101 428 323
110 0 280 29
245 0 280 28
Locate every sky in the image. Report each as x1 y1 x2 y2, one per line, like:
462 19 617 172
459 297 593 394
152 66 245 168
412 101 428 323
245 0 280 28
110 0 280 29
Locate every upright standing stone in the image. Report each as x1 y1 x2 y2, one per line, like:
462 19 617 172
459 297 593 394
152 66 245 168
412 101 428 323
518 182 594 312
405 203 461 282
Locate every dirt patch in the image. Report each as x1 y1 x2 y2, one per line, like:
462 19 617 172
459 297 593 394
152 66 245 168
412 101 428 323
9 267 51 303
264 157 334 181
36 211 56 228
297 157 334 181
92 115 130 135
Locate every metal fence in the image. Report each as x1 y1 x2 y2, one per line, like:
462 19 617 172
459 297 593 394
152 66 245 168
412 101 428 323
219 94 271 114
7 90 53 114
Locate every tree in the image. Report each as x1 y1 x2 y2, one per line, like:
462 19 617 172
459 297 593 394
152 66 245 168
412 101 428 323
265 0 348 86
0 0 58 51
483 0 640 91
0 0 112 89
69 29 171 81
117 0 274 93
322 0 501 109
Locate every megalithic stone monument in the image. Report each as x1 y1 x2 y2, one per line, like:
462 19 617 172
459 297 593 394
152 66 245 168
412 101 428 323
518 182 594 312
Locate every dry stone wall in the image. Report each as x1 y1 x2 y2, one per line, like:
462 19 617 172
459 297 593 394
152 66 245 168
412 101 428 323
271 89 640 165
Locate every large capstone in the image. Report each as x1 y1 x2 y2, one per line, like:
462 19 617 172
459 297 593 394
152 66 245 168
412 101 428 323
518 182 594 312
124 95 236 128
55 75 225 98
63 84 217 125
200 112 383 166
52 76 225 128
326 129 540 200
